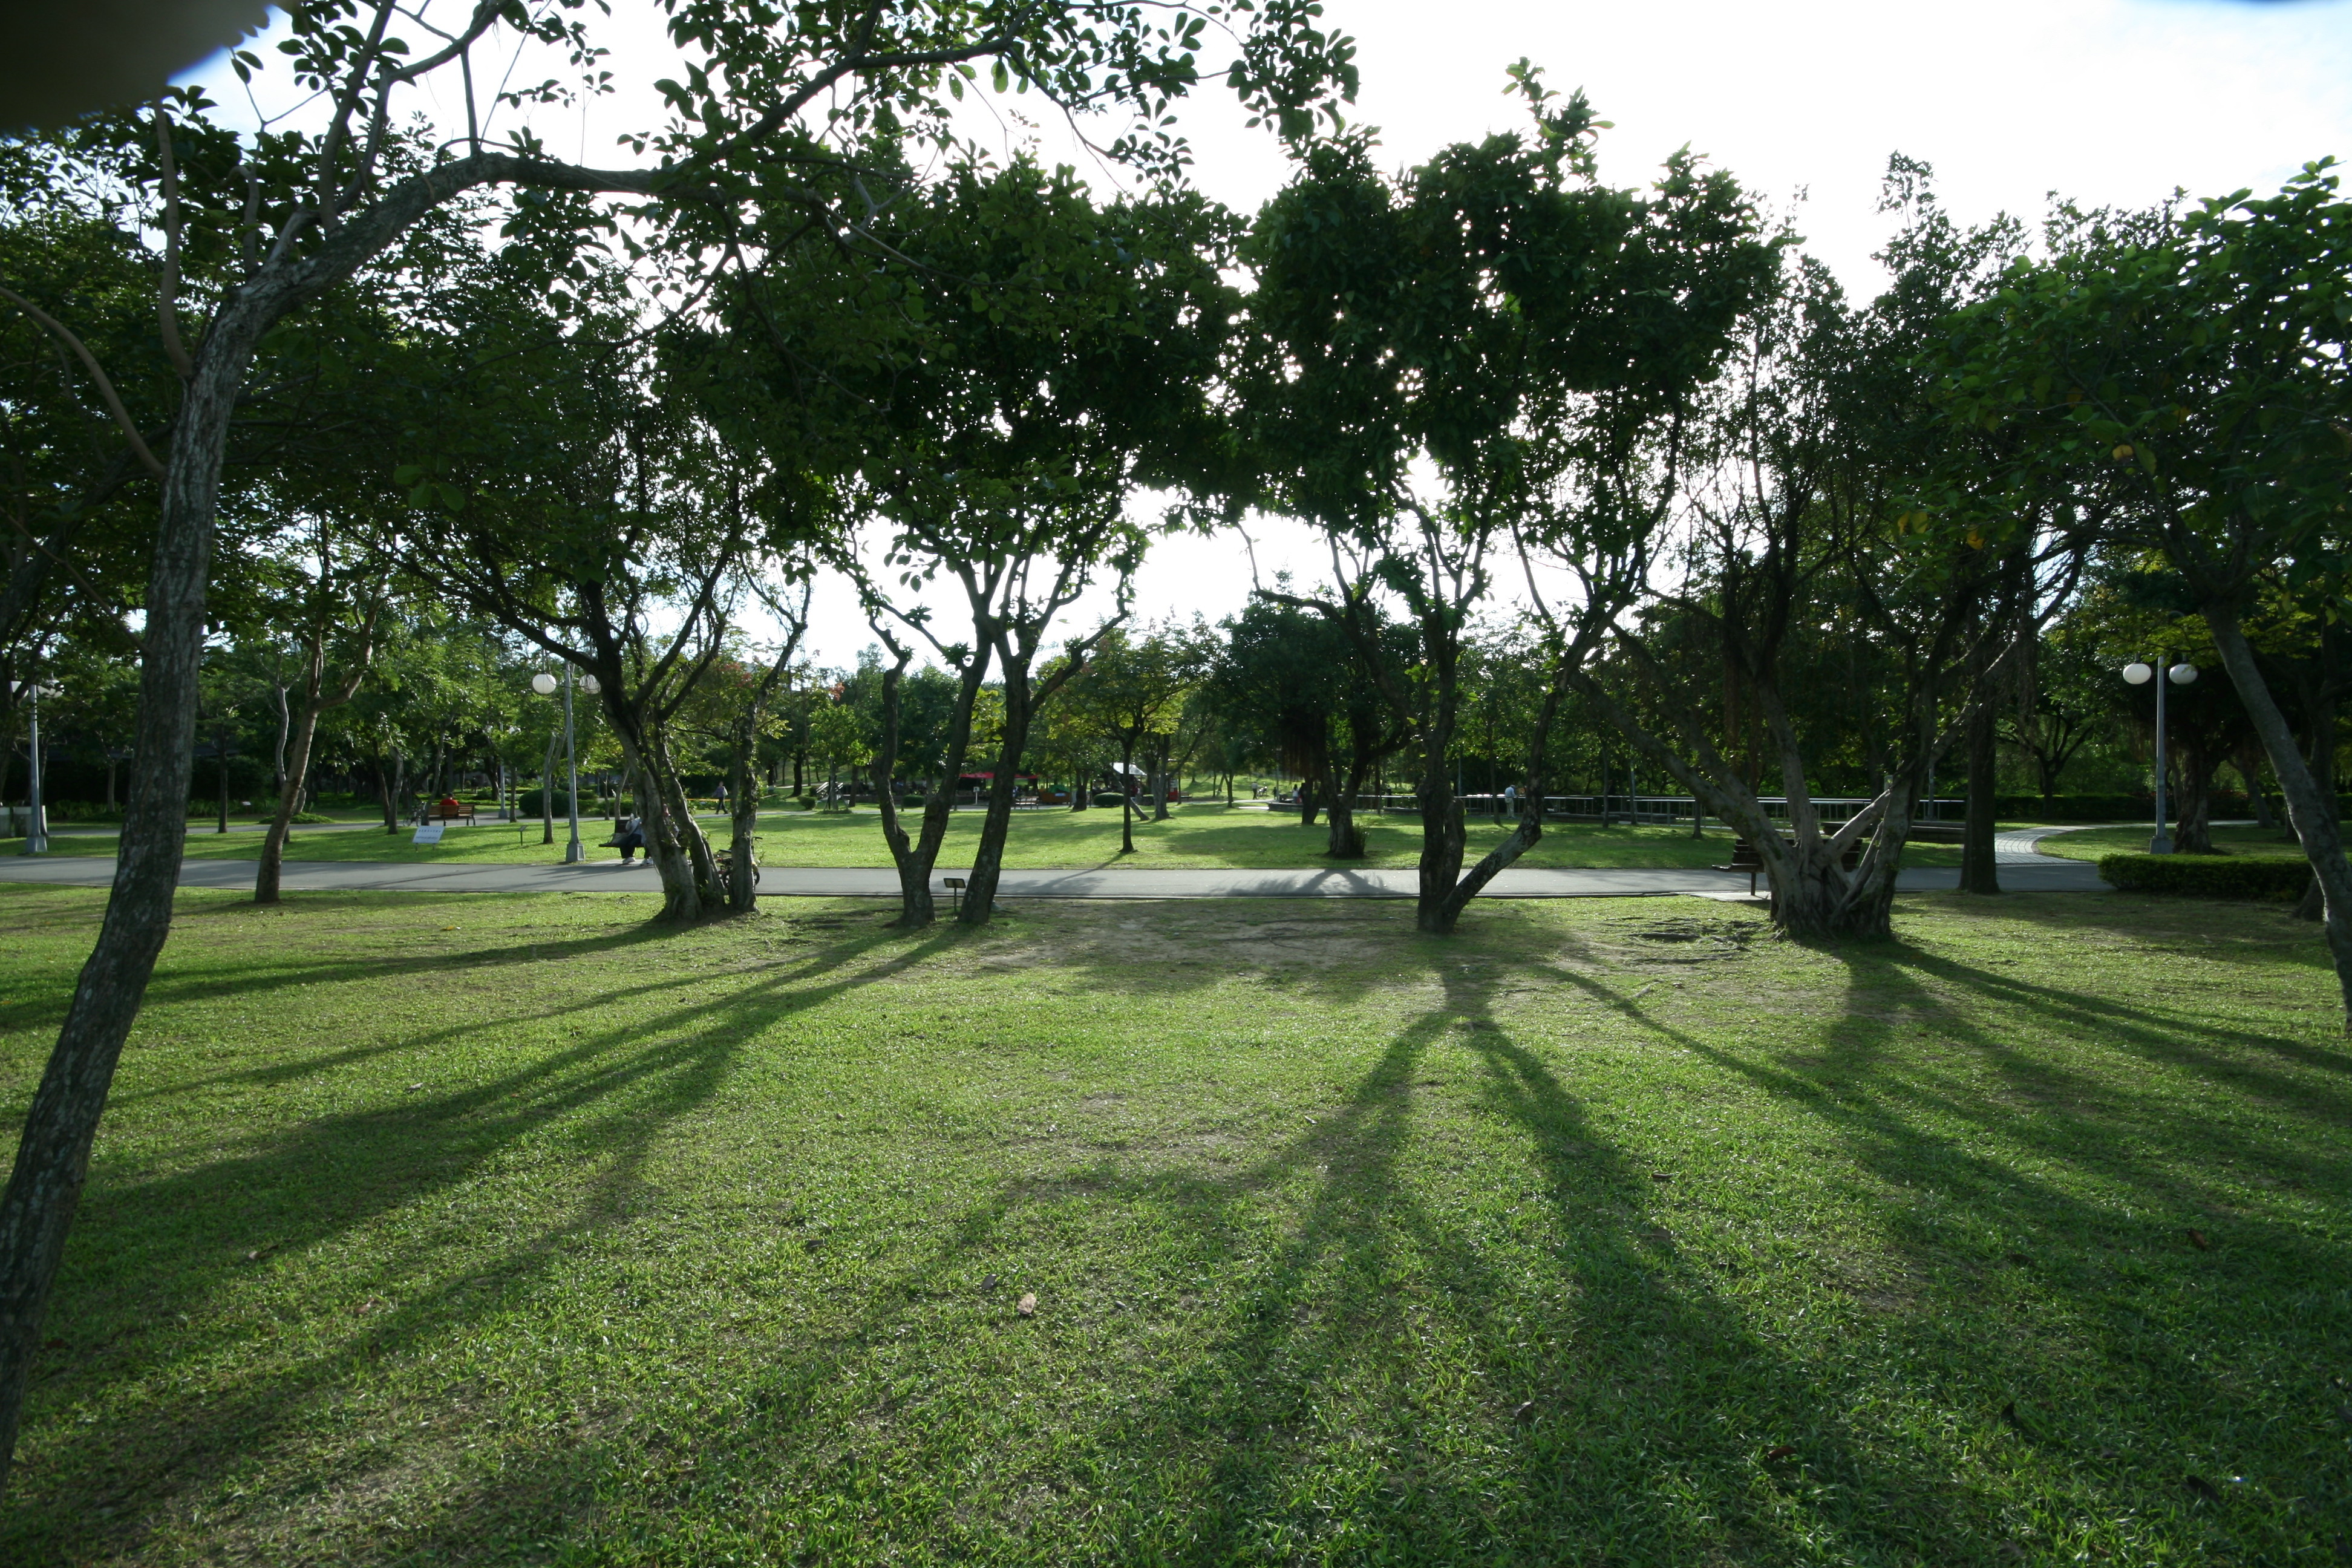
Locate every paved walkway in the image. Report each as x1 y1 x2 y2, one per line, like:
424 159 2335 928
0 834 2107 900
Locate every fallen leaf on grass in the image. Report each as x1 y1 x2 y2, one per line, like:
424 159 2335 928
404 1083 423 1093
2186 1228 2210 1251
980 1273 999 1292
1016 1293 1037 1318
2184 1473 2221 1501
41 1339 65 1351
1650 1172 1673 1183
1763 1444 1797 1461
1512 1401 1537 1423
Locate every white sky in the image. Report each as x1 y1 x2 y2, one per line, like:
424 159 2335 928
182 0 2352 670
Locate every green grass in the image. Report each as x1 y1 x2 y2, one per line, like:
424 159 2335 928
2037 824 2313 862
8 804 1968 871
1 886 2344 1564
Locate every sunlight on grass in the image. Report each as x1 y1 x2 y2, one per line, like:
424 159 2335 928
5 805 1970 872
0 886 2341 1563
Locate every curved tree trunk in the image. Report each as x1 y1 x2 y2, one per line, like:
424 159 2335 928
2207 610 2352 1028
256 704 322 904
0 293 269 1495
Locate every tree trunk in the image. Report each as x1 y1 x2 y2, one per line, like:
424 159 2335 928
1958 699 2000 894
727 711 760 915
256 635 370 904
0 292 269 1495
2238 745 2276 830
270 682 290 801
962 653 1058 925
874 646 987 928
1118 738 1137 854
631 730 713 921
256 704 322 904
540 731 558 845
2206 609 2352 1028
2173 737 2219 854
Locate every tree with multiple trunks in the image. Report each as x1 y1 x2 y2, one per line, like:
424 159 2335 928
1539 161 2098 938
1236 72 1779 932
725 157 1241 927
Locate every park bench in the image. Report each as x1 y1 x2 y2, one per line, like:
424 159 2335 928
1719 835 1863 895
423 800 476 825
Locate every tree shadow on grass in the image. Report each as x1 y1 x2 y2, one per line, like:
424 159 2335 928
11 895 2344 1563
372 953 2072 1564
3 911 967 1563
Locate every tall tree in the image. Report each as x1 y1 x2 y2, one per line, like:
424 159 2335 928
1240 74 1776 930
1945 162 2352 1021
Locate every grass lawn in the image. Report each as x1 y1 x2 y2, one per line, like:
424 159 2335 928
1 886 2344 1564
2037 824 2313 863
7 805 1970 872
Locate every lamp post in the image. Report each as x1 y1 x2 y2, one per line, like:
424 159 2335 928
2123 656 2199 854
531 667 601 864
19 682 54 855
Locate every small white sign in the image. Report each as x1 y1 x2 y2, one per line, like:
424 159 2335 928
412 823 445 844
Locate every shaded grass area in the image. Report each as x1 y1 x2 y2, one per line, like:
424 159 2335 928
2038 824 2318 863
1 886 2345 1564
6 804 1968 871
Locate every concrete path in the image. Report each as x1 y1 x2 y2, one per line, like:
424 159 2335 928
0 848 2106 899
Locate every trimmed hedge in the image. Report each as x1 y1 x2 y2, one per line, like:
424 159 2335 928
2097 854 2313 900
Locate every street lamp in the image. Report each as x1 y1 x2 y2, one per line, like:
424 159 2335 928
2123 656 2199 854
18 682 56 855
530 667 601 864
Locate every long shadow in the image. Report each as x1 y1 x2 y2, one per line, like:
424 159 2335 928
11 895 2343 1561
5 910 965 1562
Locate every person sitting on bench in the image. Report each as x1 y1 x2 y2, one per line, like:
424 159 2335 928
613 813 646 865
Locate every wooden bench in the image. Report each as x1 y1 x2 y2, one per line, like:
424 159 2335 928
1717 835 1862 895
425 801 476 825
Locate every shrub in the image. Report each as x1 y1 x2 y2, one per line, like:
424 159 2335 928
518 789 575 818
2097 854 2313 901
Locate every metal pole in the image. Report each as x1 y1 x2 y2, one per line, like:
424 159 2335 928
563 664 584 864
21 684 45 855
2151 652 2173 854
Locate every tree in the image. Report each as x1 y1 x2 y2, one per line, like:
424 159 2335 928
1207 593 1408 857
750 158 1240 926
1062 626 1187 854
250 514 390 901
1239 75 1777 930
1544 161 2091 936
1944 161 2352 1021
